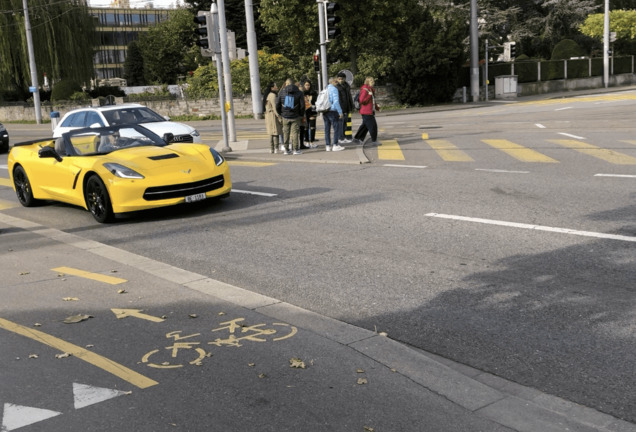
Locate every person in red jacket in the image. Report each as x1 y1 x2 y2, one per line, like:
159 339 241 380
353 77 380 145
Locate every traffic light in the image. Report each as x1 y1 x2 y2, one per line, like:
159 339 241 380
326 2 341 40
194 11 213 57
313 53 320 72
510 42 517 60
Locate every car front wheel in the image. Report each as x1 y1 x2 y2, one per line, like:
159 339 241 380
13 165 39 207
85 175 114 223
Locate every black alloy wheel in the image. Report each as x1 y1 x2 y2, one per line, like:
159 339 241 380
84 175 114 223
13 165 39 207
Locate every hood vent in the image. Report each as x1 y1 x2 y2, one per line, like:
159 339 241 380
148 153 179 161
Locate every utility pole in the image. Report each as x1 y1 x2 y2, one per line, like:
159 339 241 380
470 0 480 102
211 3 230 152
317 0 328 90
244 0 261 119
215 0 236 143
23 0 42 124
603 0 610 88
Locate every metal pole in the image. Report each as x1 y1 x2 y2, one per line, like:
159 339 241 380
317 0 328 90
244 0 261 119
22 0 42 124
470 0 480 102
211 3 230 152
216 0 236 142
603 0 609 88
484 39 488 102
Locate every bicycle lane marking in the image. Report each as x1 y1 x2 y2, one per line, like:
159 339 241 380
0 317 158 389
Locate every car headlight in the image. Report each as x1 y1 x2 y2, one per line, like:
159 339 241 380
104 163 145 179
209 148 224 166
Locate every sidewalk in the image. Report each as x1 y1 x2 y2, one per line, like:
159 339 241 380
1 212 634 431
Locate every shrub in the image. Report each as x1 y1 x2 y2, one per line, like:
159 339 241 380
51 80 82 101
551 39 584 60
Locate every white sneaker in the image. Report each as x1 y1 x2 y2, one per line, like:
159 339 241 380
332 145 345 152
325 146 332 152
280 145 286 152
293 150 302 155
341 138 352 143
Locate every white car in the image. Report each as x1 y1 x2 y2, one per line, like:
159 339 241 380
52 104 201 144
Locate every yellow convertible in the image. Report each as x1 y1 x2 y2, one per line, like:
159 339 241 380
8 125 231 223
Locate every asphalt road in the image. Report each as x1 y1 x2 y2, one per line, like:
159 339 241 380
2 91 635 423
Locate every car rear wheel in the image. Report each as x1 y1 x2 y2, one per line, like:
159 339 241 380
13 165 39 207
85 175 114 223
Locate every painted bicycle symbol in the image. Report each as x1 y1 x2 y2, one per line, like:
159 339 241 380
141 318 297 369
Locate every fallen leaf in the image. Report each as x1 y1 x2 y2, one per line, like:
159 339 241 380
28 354 38 359
55 353 72 359
110 270 118 273
19 271 30 276
357 377 368 385
117 289 127 294
161 315 168 319
57 273 65 277
218 312 226 316
63 297 79 301
364 427 375 432
85 344 94 348
189 314 198 319
390 368 397 373
356 368 365 373
33 323 42 327
379 332 388 337
289 357 306 369
248 363 255 367
63 314 93 324
258 373 267 379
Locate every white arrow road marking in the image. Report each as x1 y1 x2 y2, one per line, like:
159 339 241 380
73 383 129 409
1 403 62 431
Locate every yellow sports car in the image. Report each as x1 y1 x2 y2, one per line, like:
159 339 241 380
8 125 231 223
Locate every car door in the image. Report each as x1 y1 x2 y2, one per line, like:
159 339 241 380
34 144 88 207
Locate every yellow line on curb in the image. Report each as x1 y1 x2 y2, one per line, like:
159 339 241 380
377 140 405 161
482 139 559 163
0 317 158 389
52 266 127 285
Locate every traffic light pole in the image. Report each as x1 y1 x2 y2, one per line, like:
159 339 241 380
215 0 236 144
244 0 262 118
211 3 230 152
317 0 328 90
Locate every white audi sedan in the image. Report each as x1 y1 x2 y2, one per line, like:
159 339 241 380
52 104 201 144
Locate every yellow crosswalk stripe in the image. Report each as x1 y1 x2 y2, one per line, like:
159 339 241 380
482 139 559 163
0 178 12 187
549 139 636 165
426 139 474 162
621 140 636 146
228 161 275 167
0 199 18 210
377 139 405 160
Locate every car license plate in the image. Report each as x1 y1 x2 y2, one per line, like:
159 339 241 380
185 193 206 203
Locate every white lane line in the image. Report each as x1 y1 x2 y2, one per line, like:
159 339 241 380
595 173 636 178
0 164 7 170
535 124 546 129
475 169 529 174
232 189 277 197
555 107 572 111
383 164 427 169
558 132 585 139
425 213 636 243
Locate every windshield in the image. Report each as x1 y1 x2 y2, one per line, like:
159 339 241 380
64 125 167 155
102 107 166 125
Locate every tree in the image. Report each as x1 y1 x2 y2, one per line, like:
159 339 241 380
123 41 146 86
137 8 199 84
580 9 636 55
0 0 96 100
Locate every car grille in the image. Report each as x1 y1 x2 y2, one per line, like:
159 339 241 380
143 175 225 201
169 134 193 143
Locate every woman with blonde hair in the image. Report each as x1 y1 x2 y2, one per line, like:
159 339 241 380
353 77 380 145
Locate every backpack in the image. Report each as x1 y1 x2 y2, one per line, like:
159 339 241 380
353 90 361 111
283 94 295 110
315 88 331 112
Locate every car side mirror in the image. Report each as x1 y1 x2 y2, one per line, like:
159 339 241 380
163 115 171 121
39 146 63 162
163 133 174 143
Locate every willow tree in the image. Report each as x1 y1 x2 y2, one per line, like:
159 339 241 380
0 0 96 100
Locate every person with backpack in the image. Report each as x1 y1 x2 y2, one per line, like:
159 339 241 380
336 72 354 144
276 78 306 155
323 77 345 152
353 76 381 146
263 82 283 154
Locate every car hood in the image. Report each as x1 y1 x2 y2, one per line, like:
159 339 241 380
102 144 213 175
139 121 196 137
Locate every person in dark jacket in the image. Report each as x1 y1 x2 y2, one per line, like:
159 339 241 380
336 72 354 144
276 78 306 155
302 79 318 147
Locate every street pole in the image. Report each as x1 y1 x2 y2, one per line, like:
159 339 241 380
484 39 489 102
603 0 610 88
22 0 42 124
215 0 236 142
470 0 480 102
317 0 328 90
211 3 230 152
244 0 261 119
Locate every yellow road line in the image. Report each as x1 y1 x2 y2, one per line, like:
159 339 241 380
228 161 275 167
52 267 127 285
482 139 559 163
0 177 12 187
377 139 405 161
426 139 474 162
0 317 158 388
549 139 636 165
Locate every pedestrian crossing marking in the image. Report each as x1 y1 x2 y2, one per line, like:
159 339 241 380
0 177 12 187
0 199 18 210
228 161 275 167
377 139 405 160
481 139 559 163
549 139 636 165
621 140 636 146
425 139 474 162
